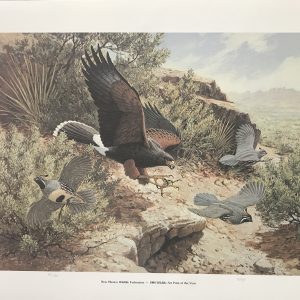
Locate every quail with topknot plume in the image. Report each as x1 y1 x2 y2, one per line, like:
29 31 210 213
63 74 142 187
26 156 96 228
189 182 265 224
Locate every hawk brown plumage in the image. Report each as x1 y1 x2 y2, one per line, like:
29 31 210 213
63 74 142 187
54 45 181 186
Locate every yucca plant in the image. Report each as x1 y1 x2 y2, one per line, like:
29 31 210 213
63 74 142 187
0 55 57 130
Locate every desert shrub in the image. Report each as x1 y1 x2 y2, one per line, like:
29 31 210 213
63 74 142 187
0 56 58 131
0 33 169 132
147 70 236 166
0 126 115 257
256 145 300 230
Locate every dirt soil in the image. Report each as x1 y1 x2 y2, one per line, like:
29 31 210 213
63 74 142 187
0 146 299 275
142 161 300 275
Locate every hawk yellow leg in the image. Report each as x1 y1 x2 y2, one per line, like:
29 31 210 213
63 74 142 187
138 174 180 196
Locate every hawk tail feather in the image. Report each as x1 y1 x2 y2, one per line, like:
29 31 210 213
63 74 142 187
53 120 108 156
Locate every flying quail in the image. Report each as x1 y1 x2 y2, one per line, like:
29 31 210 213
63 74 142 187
26 156 96 228
219 124 267 167
189 181 265 224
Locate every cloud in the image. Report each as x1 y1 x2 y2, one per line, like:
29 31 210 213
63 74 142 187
193 34 273 76
198 55 300 93
163 33 300 92
222 33 272 54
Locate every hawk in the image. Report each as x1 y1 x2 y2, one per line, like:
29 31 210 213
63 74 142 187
54 45 181 191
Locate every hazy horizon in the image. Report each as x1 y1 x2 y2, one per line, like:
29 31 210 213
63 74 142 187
162 33 300 94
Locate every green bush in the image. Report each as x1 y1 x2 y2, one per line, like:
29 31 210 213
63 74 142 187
146 70 236 166
0 33 169 132
256 145 300 230
0 126 115 257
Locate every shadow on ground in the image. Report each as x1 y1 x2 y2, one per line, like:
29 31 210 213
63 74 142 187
247 224 300 269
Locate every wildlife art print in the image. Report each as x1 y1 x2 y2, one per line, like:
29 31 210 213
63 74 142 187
0 33 299 276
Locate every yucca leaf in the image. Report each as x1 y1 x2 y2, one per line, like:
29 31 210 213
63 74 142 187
0 55 57 129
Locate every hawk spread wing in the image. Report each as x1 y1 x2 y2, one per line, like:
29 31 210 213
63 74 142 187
143 103 181 150
82 45 148 147
59 156 93 191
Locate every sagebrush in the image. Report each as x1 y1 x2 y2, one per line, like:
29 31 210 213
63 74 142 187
256 145 300 231
0 126 116 257
147 69 236 166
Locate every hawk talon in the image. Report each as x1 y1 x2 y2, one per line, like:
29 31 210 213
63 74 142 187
146 175 180 196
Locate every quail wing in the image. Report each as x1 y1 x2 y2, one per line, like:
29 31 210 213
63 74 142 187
26 195 63 228
66 189 96 214
226 181 265 209
235 124 258 161
59 156 93 191
189 204 232 219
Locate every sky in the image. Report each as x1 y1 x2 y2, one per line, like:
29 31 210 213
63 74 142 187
161 33 300 93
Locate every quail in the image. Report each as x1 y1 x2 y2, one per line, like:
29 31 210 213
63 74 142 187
189 181 265 224
219 124 267 167
26 156 96 228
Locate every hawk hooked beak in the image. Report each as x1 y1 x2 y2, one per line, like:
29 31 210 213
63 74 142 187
166 160 175 169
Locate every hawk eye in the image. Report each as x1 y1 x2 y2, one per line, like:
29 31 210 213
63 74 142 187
56 195 65 203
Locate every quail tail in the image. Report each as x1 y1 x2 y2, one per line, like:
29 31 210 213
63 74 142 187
66 189 96 214
194 193 220 206
219 154 238 166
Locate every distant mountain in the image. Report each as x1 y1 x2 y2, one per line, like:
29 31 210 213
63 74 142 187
228 88 300 119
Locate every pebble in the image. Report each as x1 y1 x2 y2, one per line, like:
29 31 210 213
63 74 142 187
178 266 185 273
253 258 275 274
192 256 200 263
119 264 129 272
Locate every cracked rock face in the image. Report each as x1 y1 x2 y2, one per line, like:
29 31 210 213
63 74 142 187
136 216 206 266
67 166 207 272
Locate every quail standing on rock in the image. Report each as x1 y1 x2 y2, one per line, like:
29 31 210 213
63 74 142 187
189 182 265 224
27 156 96 228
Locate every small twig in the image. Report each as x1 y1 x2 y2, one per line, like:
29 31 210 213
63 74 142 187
57 204 66 221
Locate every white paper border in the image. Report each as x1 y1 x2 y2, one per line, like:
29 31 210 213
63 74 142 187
0 1 299 299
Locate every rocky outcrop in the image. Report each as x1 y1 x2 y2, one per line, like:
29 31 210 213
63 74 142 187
157 68 261 146
136 216 205 266
206 100 261 148
157 68 227 101
66 168 206 272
